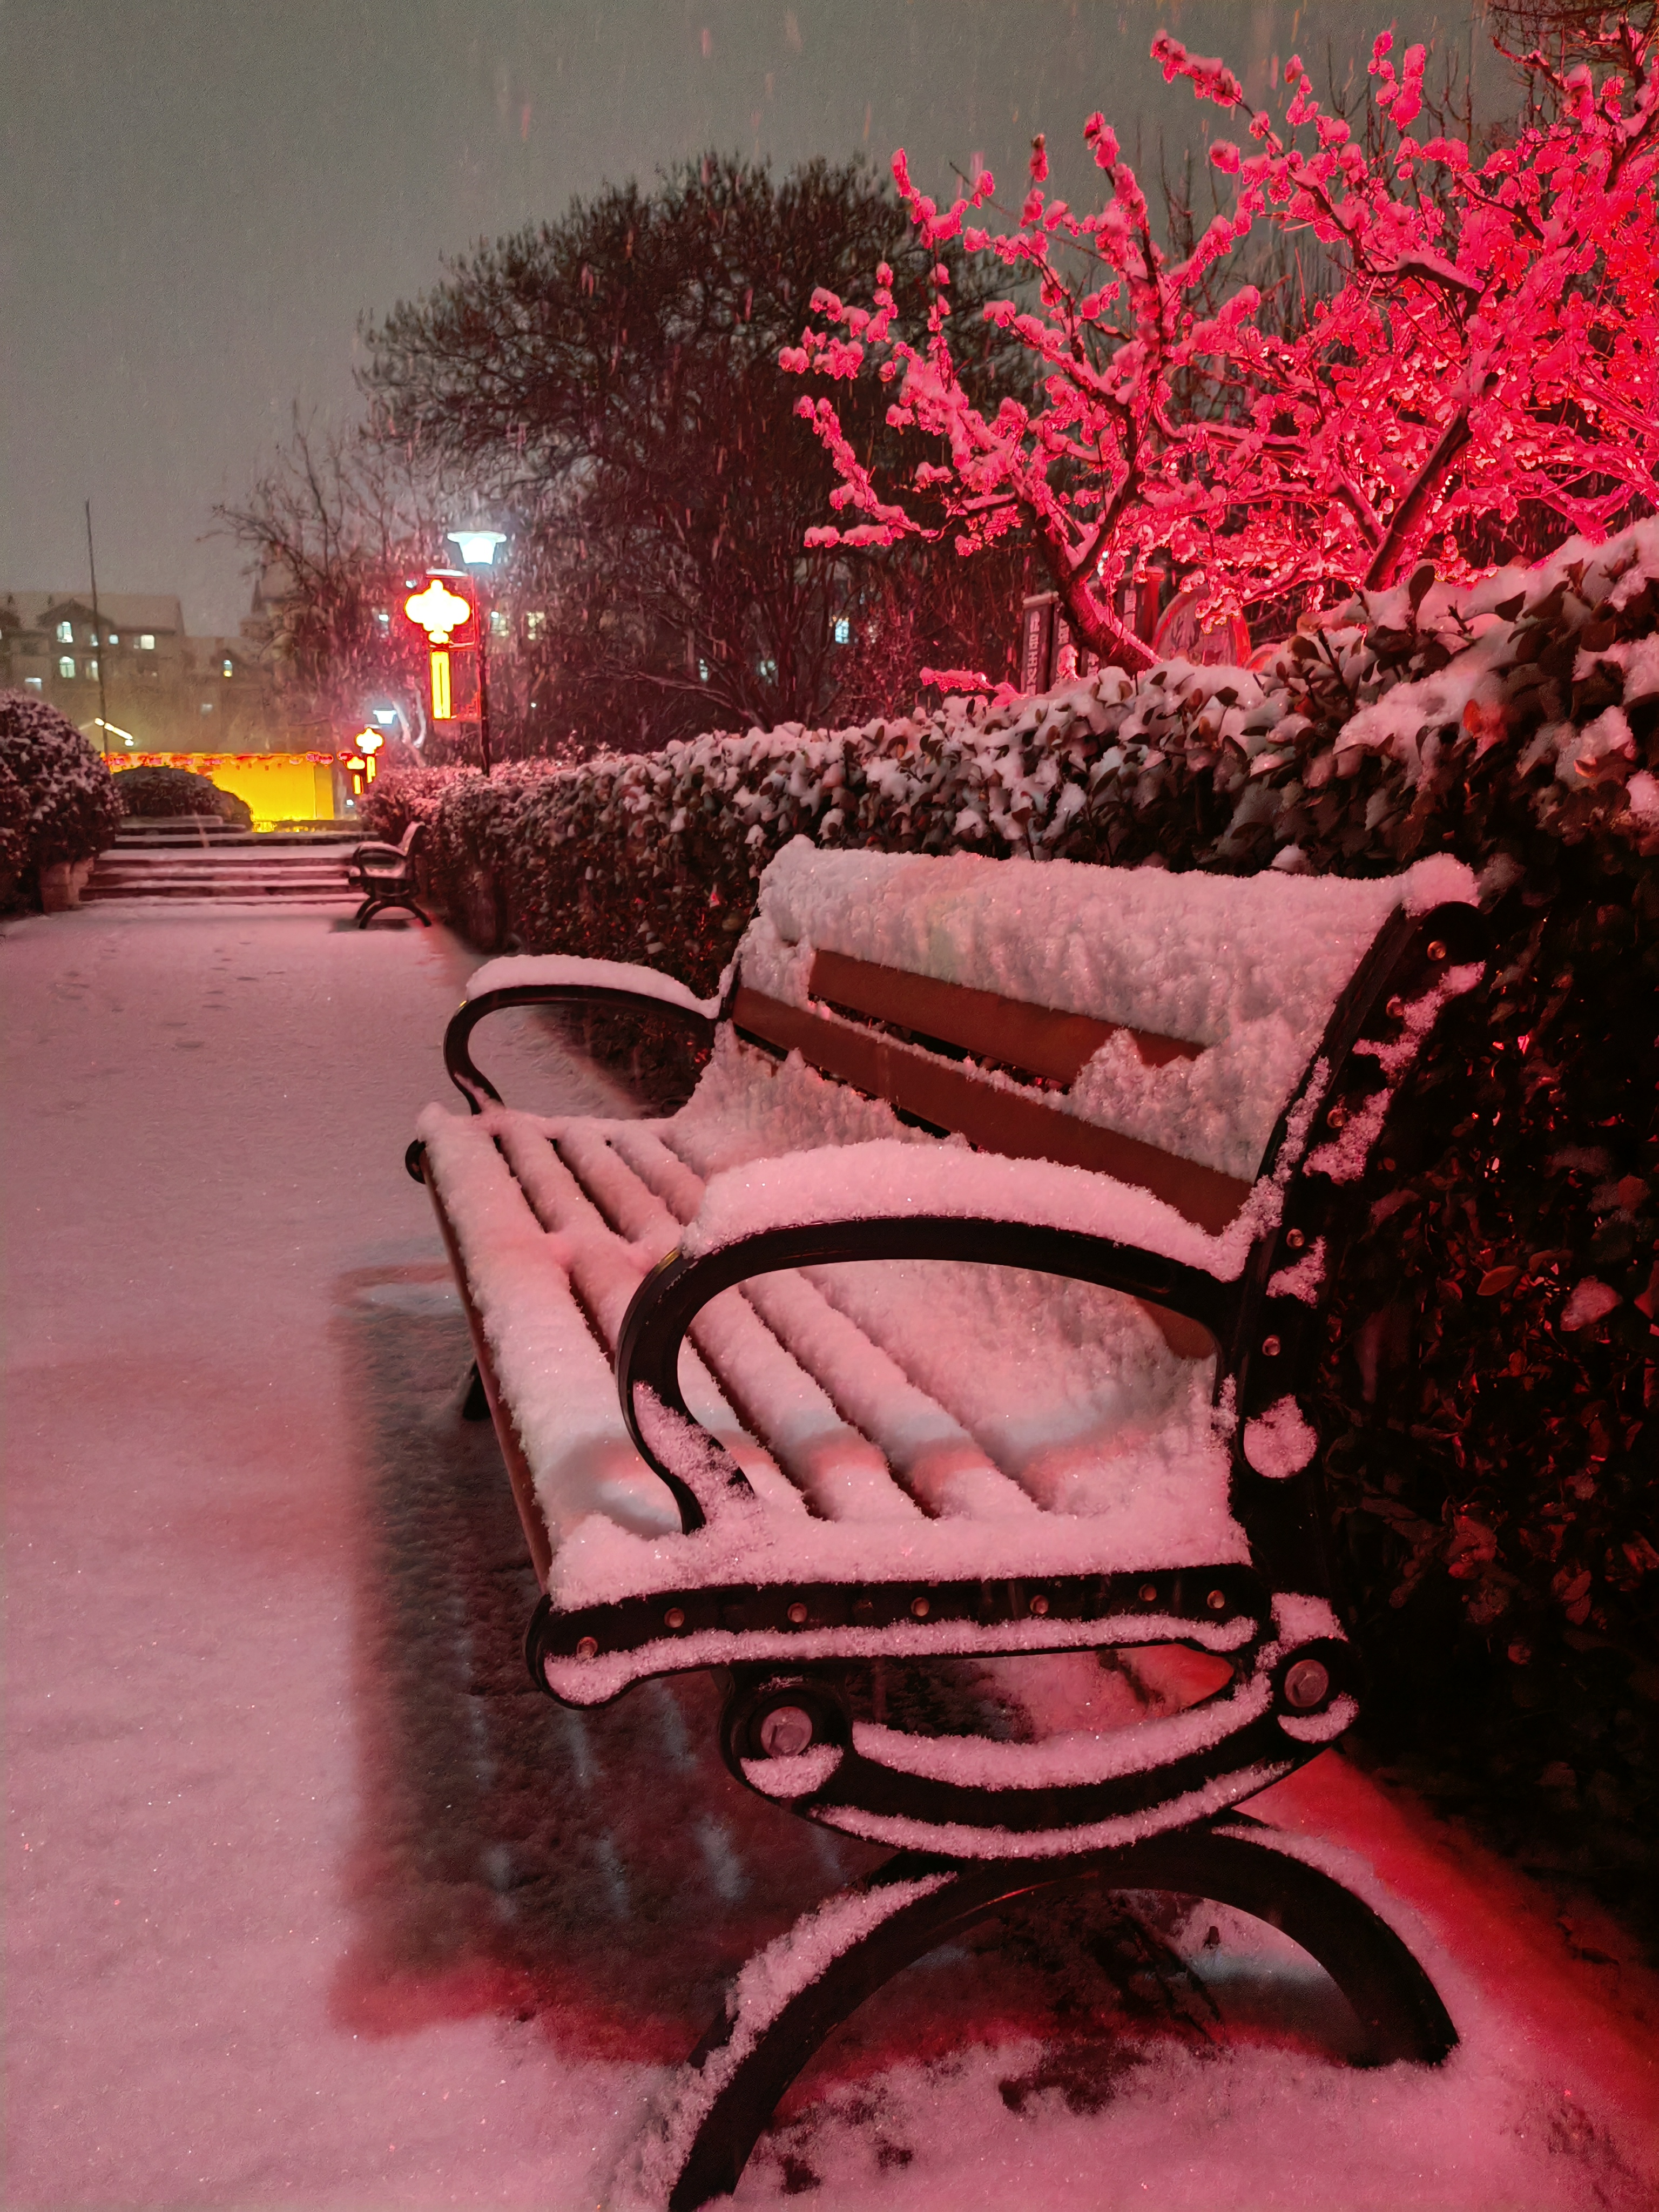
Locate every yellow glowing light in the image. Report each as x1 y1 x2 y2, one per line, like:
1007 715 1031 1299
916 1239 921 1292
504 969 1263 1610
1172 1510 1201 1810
404 578 473 643
429 646 451 720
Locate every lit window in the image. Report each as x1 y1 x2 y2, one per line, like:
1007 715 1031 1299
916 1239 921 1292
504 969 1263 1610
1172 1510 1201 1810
524 610 546 641
374 609 390 631
833 615 851 645
222 658 234 677
200 700 214 714
58 655 76 678
87 657 99 680
107 631 119 644
139 633 155 651
759 657 778 681
24 676 42 691
57 619 73 643
491 609 511 638
698 657 710 682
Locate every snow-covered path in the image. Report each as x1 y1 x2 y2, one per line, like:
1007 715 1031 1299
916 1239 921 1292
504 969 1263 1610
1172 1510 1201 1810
3 901 1656 2210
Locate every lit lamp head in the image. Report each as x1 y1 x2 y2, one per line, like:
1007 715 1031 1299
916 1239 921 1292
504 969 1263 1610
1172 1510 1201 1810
446 529 507 570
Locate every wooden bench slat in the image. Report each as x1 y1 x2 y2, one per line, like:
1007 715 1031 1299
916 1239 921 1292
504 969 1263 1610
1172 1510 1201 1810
808 947 1202 1082
611 1121 1214 1529
610 1127 1047 1525
551 1123 928 1525
492 1118 800 1513
731 985 1251 1236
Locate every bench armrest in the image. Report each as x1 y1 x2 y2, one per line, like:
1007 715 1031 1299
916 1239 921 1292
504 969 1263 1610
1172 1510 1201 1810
682 1141 1265 1278
617 1142 1261 1533
446 955 728 1110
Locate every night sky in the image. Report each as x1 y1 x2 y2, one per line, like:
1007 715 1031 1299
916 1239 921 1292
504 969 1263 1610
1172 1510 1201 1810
5 1 1496 636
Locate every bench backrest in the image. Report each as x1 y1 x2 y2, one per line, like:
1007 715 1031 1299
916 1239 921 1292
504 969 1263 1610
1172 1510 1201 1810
727 840 1481 1231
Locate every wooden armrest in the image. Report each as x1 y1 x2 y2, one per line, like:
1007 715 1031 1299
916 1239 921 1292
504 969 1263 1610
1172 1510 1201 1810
446 955 726 1110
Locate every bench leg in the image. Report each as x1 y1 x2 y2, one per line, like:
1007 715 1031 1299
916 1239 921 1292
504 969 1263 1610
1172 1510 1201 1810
355 893 431 928
633 1822 1455 2212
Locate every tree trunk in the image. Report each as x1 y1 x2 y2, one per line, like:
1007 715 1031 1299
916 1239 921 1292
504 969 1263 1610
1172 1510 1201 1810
1047 545 1156 675
1364 412 1474 592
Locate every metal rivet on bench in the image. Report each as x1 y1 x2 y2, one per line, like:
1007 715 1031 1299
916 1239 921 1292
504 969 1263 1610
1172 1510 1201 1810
757 1705 815 1758
1139 1583 1158 1604
664 1607 686 1631
910 1595 931 1620
1262 1335 1282 1357
1326 1104 1347 1129
1285 1228 1305 1250
1386 995 1406 1019
1207 1589 1228 1612
575 1636 599 1660
1284 1658 1331 1709
787 1601 809 1626
1028 1594 1049 1617
1427 940 1447 962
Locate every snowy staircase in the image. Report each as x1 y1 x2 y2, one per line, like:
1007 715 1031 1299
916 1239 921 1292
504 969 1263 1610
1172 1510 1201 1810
84 819 361 903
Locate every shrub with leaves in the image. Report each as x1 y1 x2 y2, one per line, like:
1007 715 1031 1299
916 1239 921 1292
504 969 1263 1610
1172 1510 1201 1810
114 764 253 829
0 691 122 906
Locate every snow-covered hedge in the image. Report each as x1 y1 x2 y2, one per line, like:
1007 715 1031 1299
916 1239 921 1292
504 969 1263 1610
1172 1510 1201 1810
114 763 252 828
0 691 123 909
367 524 1658 1858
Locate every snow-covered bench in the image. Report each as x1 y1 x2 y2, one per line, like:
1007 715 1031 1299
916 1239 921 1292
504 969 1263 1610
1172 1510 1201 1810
347 819 428 928
409 838 1485 2207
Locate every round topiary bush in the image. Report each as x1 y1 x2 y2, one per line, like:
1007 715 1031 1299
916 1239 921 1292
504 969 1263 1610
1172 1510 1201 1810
113 763 253 830
0 690 123 909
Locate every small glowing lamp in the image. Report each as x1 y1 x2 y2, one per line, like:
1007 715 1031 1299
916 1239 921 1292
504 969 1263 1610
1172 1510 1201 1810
446 529 507 569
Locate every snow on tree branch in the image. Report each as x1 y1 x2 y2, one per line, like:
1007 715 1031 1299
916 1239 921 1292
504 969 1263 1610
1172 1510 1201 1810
784 16 1659 679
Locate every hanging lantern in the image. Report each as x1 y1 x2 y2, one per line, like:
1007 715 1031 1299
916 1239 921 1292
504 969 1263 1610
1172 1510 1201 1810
403 576 479 723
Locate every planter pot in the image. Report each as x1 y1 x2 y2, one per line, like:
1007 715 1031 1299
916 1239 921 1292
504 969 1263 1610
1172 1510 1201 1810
38 858 96 912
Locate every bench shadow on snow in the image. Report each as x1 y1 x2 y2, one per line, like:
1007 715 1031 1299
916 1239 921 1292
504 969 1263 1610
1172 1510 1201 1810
329 1260 1370 2113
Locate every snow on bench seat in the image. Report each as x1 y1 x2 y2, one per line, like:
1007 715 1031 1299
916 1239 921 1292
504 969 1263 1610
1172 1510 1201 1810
417 1046 1246 1638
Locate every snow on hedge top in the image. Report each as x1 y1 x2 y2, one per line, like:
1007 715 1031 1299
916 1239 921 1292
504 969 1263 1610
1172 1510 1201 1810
746 840 1474 1181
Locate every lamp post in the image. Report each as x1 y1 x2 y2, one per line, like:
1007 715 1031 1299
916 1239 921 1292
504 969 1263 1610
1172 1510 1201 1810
446 530 507 778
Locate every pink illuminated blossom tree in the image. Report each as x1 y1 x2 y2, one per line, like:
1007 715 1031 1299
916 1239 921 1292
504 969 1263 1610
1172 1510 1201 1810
785 18 1659 676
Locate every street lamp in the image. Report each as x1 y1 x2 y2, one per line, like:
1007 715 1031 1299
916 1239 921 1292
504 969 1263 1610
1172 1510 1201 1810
447 529 507 778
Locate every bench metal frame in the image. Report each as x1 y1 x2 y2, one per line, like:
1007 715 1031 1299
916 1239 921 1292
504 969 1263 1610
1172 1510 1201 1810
348 819 430 928
410 884 1486 2204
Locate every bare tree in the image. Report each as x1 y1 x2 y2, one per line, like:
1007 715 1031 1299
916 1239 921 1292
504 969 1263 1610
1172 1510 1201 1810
358 153 1029 746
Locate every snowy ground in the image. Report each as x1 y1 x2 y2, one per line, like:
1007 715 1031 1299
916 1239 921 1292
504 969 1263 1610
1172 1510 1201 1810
3 899 1656 2210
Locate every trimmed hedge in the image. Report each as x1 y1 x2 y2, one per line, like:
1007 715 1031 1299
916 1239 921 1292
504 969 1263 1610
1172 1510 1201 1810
366 528 1658 1905
0 691 123 909
114 764 253 829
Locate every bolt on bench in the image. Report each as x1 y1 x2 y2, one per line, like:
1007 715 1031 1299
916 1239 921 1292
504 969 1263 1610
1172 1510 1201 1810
408 838 1486 2207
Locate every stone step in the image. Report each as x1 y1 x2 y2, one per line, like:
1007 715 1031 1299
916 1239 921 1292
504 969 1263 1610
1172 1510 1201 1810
79 867 358 893
112 824 364 849
92 858 351 876
85 852 356 901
